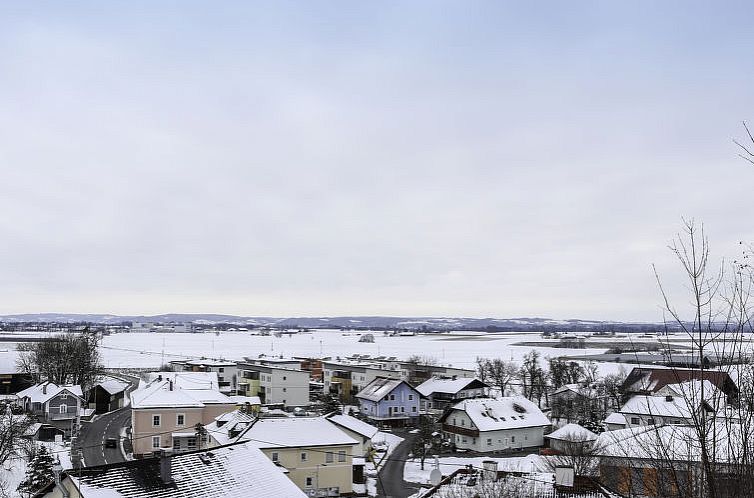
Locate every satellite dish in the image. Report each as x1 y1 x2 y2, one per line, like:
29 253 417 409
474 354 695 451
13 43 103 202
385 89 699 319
429 468 442 486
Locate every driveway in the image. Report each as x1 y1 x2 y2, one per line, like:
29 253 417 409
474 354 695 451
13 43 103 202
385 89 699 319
377 431 421 498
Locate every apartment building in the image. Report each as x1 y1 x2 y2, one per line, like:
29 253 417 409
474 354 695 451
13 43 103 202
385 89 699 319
322 359 401 403
130 374 235 457
237 362 310 407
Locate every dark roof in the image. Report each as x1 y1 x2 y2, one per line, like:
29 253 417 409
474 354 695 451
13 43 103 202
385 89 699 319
621 367 738 398
53 442 305 497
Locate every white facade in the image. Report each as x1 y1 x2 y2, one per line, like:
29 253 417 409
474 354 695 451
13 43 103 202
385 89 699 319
444 409 546 452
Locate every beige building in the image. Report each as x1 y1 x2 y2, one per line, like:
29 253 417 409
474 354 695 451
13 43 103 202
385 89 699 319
130 374 235 458
240 417 359 495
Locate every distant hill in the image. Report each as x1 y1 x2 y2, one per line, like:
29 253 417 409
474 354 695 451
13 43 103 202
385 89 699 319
0 313 667 332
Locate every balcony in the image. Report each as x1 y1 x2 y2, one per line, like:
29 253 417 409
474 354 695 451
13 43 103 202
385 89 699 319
442 423 479 438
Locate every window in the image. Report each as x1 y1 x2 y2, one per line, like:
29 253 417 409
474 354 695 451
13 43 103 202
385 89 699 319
60 393 68 400
326 451 334 463
412 406 417 412
187 438 197 450
271 452 279 463
301 452 308 462
153 415 161 427
283 388 287 392
647 418 655 425
511 436 516 443
219 368 224 373
631 417 640 425
177 414 185 426
462 437 467 443
390 394 395 400
152 436 161 448
173 439 181 450
408 394 414 400
672 419 680 424
59 404 68 414
338 450 346 462
305 477 313 487
487 438 492 446
283 376 286 380
452 418 456 425
401 406 405 412
461 419 465 426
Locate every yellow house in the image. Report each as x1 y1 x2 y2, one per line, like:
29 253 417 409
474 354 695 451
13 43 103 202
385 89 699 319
240 417 359 496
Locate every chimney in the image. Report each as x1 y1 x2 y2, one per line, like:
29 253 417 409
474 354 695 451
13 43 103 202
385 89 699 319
168 380 174 391
42 383 47 395
157 374 163 382
159 450 174 485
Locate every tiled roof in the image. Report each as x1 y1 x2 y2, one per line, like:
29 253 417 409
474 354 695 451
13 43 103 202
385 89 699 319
62 442 306 498
355 377 415 402
415 377 487 397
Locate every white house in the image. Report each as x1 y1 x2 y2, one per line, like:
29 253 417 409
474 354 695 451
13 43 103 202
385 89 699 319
544 423 598 453
439 397 550 453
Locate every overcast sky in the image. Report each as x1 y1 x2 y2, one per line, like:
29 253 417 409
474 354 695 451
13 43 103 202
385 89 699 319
0 2 752 321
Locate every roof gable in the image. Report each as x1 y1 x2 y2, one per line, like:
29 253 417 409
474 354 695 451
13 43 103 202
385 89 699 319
355 377 418 402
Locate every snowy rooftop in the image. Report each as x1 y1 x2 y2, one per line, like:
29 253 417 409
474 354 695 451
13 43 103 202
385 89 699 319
63 442 306 497
604 412 627 425
443 397 550 432
130 379 233 409
620 394 706 419
97 378 129 395
355 377 413 402
142 372 220 391
597 423 753 463
415 377 487 397
16 382 83 404
545 423 598 442
325 413 379 439
228 395 261 405
241 417 359 448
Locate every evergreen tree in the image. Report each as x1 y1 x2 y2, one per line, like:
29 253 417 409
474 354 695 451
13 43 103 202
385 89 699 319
18 446 55 496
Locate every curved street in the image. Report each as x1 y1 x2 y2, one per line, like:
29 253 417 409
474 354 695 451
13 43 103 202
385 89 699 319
77 404 131 466
377 431 421 498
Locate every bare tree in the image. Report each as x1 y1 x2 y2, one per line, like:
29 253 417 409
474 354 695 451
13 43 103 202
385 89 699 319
600 220 754 498
478 358 518 396
16 330 103 389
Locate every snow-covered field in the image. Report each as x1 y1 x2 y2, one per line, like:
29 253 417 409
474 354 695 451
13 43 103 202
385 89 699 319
0 328 714 377
95 329 625 374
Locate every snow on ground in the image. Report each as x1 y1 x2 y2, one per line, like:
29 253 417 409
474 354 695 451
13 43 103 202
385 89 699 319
2 442 71 498
91 329 620 373
403 454 548 485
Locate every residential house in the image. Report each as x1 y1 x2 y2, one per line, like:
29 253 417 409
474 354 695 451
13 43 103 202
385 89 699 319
415 376 489 413
295 356 327 381
87 378 129 414
169 359 238 395
17 382 84 436
355 377 421 426
130 375 235 458
239 417 359 496
549 383 605 422
35 441 306 498
439 397 550 453
621 367 738 403
603 412 628 431
324 413 379 456
618 381 723 428
237 362 310 406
